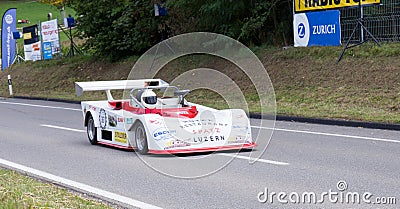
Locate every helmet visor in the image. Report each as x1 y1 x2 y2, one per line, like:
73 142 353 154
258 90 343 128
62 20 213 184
144 96 157 105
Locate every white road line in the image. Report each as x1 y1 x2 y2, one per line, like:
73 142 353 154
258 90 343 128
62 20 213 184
41 124 85 133
251 126 400 144
0 101 80 111
0 158 163 209
217 153 289 166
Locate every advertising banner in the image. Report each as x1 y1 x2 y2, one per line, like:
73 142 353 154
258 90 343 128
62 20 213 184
24 43 41 61
23 24 41 61
23 24 39 45
41 19 60 55
294 10 341 47
43 42 52 60
294 0 381 13
1 8 17 71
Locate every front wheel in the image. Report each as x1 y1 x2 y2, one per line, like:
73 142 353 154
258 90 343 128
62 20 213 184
87 114 98 145
134 121 148 154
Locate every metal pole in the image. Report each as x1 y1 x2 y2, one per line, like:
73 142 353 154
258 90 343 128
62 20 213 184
16 42 19 64
8 75 13 96
292 0 295 16
70 26 74 56
39 20 44 60
57 16 61 55
359 0 364 42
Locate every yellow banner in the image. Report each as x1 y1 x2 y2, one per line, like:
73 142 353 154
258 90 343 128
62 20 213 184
295 0 381 12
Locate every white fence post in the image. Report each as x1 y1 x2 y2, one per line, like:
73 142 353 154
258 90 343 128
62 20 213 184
8 75 13 96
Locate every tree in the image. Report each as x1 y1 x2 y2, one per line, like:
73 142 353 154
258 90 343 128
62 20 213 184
168 0 292 46
70 0 158 60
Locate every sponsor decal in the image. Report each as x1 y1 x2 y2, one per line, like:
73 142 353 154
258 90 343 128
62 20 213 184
232 125 247 129
228 136 250 144
192 135 225 143
115 131 127 144
108 114 117 127
153 128 177 141
99 109 107 129
179 119 228 129
164 140 190 150
118 117 124 123
149 118 163 125
126 118 133 124
89 105 96 111
232 125 250 132
192 127 220 134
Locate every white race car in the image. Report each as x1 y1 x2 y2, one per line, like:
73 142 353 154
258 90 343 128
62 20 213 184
75 79 256 154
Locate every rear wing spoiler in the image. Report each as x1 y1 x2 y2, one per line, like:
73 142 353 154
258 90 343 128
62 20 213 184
75 79 169 100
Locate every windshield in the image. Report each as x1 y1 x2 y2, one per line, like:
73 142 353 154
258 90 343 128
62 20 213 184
153 86 178 98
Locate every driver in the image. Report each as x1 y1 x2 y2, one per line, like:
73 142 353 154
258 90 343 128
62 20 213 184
140 89 158 108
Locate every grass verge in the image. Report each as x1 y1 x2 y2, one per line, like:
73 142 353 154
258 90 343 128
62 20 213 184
0 168 112 208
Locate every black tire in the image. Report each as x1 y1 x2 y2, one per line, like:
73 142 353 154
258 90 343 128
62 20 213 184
87 114 98 145
134 121 148 154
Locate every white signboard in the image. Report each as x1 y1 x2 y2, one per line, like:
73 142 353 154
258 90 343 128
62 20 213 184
24 42 41 61
41 19 60 55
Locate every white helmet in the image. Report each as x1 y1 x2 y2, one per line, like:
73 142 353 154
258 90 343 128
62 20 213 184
140 89 157 108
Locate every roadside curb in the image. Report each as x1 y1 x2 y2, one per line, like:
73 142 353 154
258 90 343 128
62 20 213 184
13 96 81 104
10 96 400 131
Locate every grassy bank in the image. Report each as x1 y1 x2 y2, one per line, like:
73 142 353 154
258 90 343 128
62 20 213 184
268 44 400 123
0 43 399 123
0 168 111 208
0 0 76 49
0 0 75 26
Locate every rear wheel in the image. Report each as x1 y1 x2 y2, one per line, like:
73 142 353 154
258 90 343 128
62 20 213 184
134 121 148 154
87 114 97 145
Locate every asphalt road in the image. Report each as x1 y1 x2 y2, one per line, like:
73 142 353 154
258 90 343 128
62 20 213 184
0 98 399 209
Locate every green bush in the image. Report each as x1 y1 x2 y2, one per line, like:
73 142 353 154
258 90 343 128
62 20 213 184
70 0 293 60
71 0 158 60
